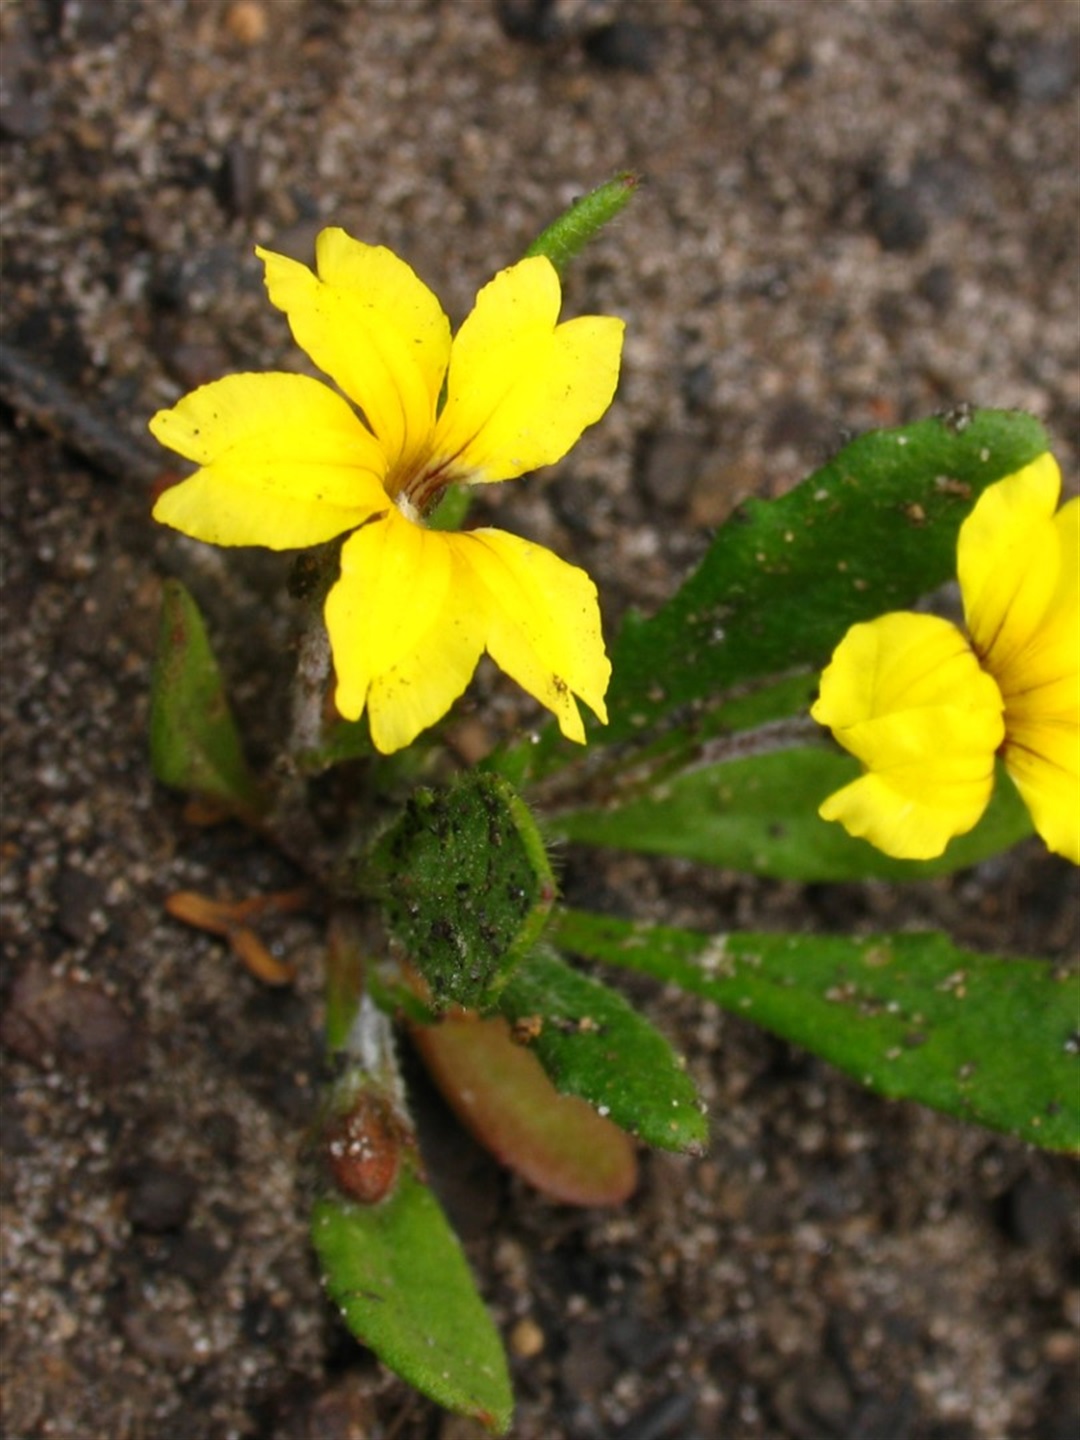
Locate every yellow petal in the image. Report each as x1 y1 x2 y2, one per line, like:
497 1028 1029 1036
431 256 624 483
958 453 1062 678
999 496 1080 863
811 612 1000 729
1002 720 1080 864
324 507 485 753
812 612 1004 859
257 230 451 475
150 373 390 548
455 527 610 742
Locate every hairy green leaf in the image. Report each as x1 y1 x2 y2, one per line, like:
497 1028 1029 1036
554 748 1033 881
604 408 1048 740
313 1176 512 1432
554 908 1079 1152
149 580 263 817
498 949 707 1151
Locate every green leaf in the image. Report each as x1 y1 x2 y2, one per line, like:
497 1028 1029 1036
411 1016 638 1205
313 1175 513 1432
524 173 639 275
497 948 707 1152
553 908 1080 1152
605 408 1048 741
368 774 555 1010
149 580 263 817
554 748 1033 881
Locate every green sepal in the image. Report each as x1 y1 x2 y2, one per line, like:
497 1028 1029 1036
313 1177 513 1432
554 909 1080 1152
498 947 707 1152
368 773 556 1010
427 483 472 532
149 579 264 819
524 173 639 275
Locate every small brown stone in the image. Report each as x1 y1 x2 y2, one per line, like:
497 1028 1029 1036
509 1317 545 1358
224 1 268 45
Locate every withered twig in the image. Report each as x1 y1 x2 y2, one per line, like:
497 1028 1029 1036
0 340 165 485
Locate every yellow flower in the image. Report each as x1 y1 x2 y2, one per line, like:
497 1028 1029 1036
812 454 1079 863
150 228 624 753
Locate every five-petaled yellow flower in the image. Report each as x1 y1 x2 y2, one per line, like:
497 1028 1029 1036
812 454 1079 864
150 229 624 753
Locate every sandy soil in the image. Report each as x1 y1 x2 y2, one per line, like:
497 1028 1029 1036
2 1 1078 1437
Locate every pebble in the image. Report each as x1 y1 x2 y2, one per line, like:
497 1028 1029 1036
637 431 706 512
216 140 260 221
982 31 1078 105
0 25 50 140
170 1228 230 1288
510 1316 545 1357
584 21 661 74
497 0 561 44
0 959 141 1081
1003 1173 1072 1253
917 263 955 313
224 1 269 46
865 177 930 254
126 1163 198 1234
614 1392 697 1440
53 864 107 941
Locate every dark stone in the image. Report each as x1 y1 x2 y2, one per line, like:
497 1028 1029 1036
170 1228 229 1287
216 140 260 220
918 263 955 312
846 1385 918 1440
1009 37 1077 103
53 865 107 942
606 1311 675 1371
66 0 133 44
680 361 714 415
0 960 141 1081
559 1321 614 1401
0 20 51 140
241 1293 289 1347
982 31 1078 105
614 1391 696 1440
906 153 979 221
202 1110 242 1165
126 1163 198 1233
1002 1173 1072 1252
764 397 833 454
497 0 560 44
584 21 661 74
866 178 930 253
637 431 705 512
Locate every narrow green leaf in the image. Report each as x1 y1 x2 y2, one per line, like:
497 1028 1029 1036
368 774 555 1010
554 748 1033 881
411 1016 638 1205
149 580 263 817
498 949 707 1152
313 1175 513 1432
609 409 1048 741
553 909 1080 1152
524 173 639 275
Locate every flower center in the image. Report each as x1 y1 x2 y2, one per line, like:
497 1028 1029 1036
389 450 464 518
